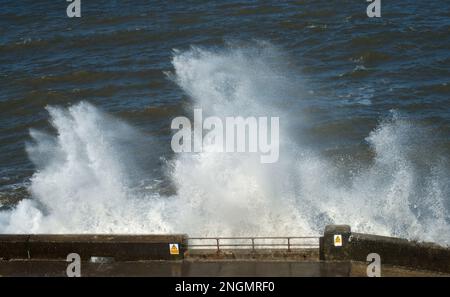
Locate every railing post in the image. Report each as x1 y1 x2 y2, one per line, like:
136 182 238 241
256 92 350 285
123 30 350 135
251 238 255 251
287 237 291 252
216 238 220 252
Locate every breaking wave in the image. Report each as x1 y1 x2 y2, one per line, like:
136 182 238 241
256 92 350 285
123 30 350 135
0 43 449 245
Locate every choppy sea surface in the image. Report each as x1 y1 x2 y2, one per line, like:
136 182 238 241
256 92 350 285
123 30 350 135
0 1 449 244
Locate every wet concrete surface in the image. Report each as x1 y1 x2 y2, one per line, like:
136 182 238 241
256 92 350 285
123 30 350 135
0 259 351 277
1 259 445 277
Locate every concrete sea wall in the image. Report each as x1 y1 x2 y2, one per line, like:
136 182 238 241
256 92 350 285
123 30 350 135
320 225 450 273
0 234 187 261
1 226 450 275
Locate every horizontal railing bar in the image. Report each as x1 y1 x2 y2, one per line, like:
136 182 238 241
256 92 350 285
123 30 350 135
186 236 320 251
188 236 319 239
188 241 319 245
188 243 318 246
189 244 319 249
187 243 319 246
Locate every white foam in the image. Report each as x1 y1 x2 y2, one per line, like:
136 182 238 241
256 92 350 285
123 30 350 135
0 43 448 245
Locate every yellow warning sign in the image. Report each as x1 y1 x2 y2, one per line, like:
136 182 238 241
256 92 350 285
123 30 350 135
169 243 180 255
334 234 342 247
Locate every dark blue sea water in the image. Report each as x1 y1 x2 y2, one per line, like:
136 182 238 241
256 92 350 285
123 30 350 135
0 1 449 241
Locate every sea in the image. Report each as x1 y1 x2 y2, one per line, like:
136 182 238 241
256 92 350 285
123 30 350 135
0 0 449 244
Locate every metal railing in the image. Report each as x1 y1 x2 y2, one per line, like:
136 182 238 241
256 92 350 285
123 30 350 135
187 236 320 251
